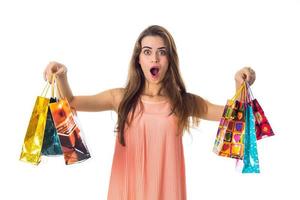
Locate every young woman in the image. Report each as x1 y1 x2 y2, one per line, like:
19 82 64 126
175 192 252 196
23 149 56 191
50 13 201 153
44 25 256 200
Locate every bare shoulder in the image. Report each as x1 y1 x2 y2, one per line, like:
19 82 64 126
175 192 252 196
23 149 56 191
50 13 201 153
185 92 206 104
187 92 224 121
184 92 208 118
110 87 125 112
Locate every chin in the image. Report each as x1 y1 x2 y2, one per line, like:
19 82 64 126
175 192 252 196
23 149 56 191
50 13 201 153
146 78 162 84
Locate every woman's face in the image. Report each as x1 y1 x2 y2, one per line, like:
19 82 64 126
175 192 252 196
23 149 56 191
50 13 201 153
139 36 169 84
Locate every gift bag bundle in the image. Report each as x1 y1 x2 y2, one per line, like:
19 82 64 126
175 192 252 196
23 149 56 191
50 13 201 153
213 82 274 173
20 77 91 165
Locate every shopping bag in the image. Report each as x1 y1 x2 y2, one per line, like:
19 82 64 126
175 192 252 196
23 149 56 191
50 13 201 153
41 97 63 156
246 82 274 140
49 79 90 164
251 99 274 140
20 84 50 165
213 84 246 159
214 82 273 173
242 103 260 173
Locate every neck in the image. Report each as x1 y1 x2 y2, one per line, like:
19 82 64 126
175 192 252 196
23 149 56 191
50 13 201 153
142 81 164 97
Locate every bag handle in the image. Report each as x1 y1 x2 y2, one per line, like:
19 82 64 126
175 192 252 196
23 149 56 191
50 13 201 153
230 82 246 103
242 82 248 103
246 82 255 101
40 82 50 97
51 74 56 98
51 74 66 99
40 74 59 98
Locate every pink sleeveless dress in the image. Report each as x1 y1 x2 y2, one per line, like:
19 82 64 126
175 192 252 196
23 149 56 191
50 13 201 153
107 98 187 200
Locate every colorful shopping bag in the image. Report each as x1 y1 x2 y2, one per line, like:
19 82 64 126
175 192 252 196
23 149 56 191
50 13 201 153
41 97 63 156
49 98 91 164
242 102 260 173
214 82 270 173
39 76 63 156
20 84 50 165
213 84 246 160
247 83 274 140
48 78 90 164
252 99 274 140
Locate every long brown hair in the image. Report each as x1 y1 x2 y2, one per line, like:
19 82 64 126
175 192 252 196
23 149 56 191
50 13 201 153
116 25 206 146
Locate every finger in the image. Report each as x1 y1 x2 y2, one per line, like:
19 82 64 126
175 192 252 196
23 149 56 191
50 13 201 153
56 67 65 76
244 71 252 83
51 65 58 73
44 67 52 82
244 66 252 71
47 70 55 83
247 73 256 85
245 67 256 85
236 75 245 85
249 74 256 85
245 66 256 75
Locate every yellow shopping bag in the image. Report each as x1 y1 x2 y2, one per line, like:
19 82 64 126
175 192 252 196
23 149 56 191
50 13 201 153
19 83 51 165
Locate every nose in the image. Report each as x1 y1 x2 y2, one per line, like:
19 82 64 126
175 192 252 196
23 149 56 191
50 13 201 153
151 52 159 63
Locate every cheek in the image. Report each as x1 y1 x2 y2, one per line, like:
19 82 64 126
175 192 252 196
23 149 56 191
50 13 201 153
141 66 147 75
139 55 149 68
139 63 148 76
161 57 169 68
160 66 169 77
138 55 146 71
161 56 169 65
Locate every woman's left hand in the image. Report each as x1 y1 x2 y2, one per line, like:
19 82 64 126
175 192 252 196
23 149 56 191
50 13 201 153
234 66 256 90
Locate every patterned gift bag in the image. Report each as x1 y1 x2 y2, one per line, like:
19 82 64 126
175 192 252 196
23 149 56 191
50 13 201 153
246 83 274 140
20 83 50 165
213 84 246 160
214 82 273 173
247 83 274 140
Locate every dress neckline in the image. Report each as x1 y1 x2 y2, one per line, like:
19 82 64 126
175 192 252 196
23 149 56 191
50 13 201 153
140 95 169 104
140 98 168 104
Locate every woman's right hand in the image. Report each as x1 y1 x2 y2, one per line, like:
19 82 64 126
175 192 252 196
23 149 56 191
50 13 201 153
43 61 68 83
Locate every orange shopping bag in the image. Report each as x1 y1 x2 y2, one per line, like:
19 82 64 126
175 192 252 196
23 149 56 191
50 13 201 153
49 77 91 165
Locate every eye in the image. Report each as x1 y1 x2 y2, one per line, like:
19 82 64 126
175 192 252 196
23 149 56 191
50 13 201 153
158 49 167 56
143 49 151 55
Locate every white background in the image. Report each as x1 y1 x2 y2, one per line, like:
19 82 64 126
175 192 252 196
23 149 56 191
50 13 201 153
1 0 299 199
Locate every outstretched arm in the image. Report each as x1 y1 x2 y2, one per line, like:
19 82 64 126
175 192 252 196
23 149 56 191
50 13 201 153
68 87 124 112
44 61 124 112
198 66 256 121
201 100 224 121
56 72 124 112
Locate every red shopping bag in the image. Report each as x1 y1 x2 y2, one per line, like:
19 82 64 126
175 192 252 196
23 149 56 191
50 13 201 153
246 83 274 140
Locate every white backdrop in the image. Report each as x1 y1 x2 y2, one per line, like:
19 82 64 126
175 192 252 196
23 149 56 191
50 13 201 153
1 0 299 199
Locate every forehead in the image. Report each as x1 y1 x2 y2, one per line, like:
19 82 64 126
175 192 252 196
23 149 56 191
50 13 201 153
141 36 166 48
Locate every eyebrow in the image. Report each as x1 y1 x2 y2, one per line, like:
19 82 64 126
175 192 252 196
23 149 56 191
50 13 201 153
142 46 167 50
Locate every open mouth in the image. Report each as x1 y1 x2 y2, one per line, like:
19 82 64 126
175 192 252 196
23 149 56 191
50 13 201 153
150 67 159 76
